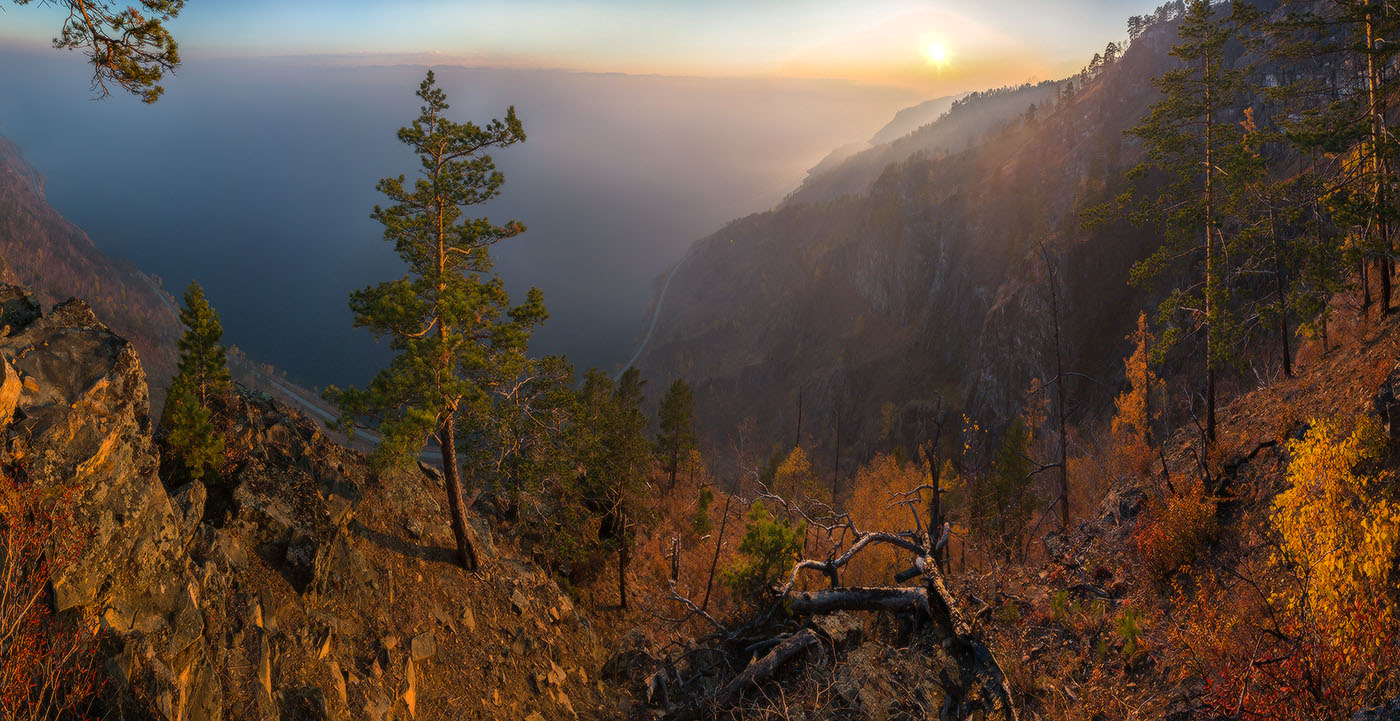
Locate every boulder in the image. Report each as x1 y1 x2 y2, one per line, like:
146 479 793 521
171 481 206 544
410 631 436 661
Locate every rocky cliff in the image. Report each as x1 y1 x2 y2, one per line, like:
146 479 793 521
0 285 621 720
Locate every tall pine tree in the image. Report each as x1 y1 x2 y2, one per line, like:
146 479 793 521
655 378 696 490
1125 0 1253 443
573 369 652 609
160 281 230 482
326 71 546 572
1272 0 1400 317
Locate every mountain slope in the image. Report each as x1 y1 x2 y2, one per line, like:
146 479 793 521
0 134 181 403
0 286 622 720
0 133 354 421
635 20 1183 461
866 93 964 146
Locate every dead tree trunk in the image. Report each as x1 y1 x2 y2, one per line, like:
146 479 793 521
701 492 733 611
789 587 931 616
665 629 821 721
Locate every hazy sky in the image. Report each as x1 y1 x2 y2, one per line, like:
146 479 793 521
3 0 1161 93
0 0 1163 390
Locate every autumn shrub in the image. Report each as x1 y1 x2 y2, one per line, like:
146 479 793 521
1167 569 1361 721
768 446 827 507
1270 414 1400 676
1133 480 1217 582
842 454 927 586
0 473 100 721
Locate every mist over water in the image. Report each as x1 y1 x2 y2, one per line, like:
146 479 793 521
0 49 915 389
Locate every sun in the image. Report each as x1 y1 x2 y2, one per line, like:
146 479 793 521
925 41 950 67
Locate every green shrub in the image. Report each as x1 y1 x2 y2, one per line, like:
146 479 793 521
722 501 805 604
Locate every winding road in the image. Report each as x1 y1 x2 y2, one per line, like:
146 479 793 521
615 242 698 381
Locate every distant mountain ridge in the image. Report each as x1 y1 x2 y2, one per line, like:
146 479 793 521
783 82 1061 207
633 17 1185 466
866 92 965 146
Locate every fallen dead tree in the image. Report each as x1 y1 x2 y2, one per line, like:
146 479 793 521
657 483 1020 721
788 586 930 616
665 629 823 721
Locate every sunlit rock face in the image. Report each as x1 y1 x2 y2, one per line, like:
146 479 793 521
0 283 221 719
1 284 615 721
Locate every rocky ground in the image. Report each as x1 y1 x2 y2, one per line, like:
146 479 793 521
0 283 625 720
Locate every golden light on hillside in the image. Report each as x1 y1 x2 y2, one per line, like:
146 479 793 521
925 41 950 67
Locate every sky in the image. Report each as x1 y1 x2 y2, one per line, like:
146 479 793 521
2 0 1161 93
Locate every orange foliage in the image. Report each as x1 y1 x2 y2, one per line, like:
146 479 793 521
1132 478 1217 583
1111 313 1162 477
634 454 749 623
842 454 928 587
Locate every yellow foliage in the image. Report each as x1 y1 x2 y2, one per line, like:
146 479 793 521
772 446 826 503
1271 414 1400 655
843 454 928 586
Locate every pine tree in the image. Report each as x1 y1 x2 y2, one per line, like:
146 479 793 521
160 281 230 483
607 368 652 609
174 281 231 407
655 378 696 490
12 0 185 102
573 368 652 609
161 378 223 481
325 71 546 572
1124 0 1253 443
1272 0 1400 317
969 417 1038 562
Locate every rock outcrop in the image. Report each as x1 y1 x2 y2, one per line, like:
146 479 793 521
0 285 618 720
1 284 219 718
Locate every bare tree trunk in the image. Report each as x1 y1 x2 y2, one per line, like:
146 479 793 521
618 513 630 610
1269 206 1292 377
1044 245 1070 529
1204 57 1218 444
1363 260 1372 314
665 629 821 721
789 587 930 616
925 443 943 571
832 408 841 499
794 388 803 449
701 492 733 611
440 414 479 572
1368 7 1391 315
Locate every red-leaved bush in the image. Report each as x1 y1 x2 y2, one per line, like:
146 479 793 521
0 471 100 721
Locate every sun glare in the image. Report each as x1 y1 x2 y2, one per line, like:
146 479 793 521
925 41 950 67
